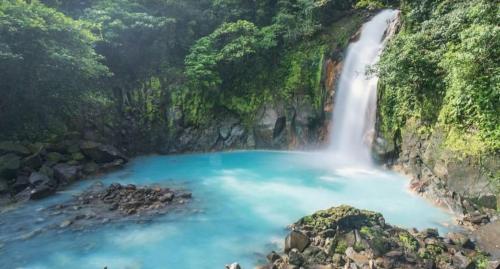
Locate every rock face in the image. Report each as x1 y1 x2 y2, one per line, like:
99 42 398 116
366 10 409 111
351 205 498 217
255 205 496 269
373 119 499 228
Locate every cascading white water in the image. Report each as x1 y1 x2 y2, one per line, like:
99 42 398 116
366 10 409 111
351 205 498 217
329 10 399 166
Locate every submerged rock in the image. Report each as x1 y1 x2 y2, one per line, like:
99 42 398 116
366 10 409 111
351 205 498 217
45 183 192 229
253 205 498 269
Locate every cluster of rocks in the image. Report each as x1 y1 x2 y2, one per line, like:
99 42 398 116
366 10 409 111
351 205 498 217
0 139 128 204
248 206 498 269
46 182 192 229
408 173 498 230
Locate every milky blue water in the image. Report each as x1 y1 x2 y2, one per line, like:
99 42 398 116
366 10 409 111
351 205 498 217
0 151 453 269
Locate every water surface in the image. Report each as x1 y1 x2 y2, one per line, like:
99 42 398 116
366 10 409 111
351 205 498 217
0 151 452 269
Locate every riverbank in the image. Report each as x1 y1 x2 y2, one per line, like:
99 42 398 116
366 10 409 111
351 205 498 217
0 138 128 207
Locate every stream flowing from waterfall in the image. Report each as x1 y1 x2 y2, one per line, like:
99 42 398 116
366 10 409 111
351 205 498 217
0 10 454 269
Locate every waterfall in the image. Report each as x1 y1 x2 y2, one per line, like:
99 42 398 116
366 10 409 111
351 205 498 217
328 10 399 167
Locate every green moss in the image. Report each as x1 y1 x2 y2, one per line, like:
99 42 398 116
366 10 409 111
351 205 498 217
353 242 365 252
335 240 348 254
360 226 373 237
355 0 385 10
299 205 384 232
398 232 418 252
474 252 489 269
418 244 444 259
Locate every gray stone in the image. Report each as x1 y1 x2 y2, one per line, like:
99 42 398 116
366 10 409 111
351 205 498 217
53 163 81 183
28 172 51 186
80 141 127 164
266 251 281 263
28 172 57 200
82 162 99 174
465 212 489 225
345 247 370 267
219 126 231 140
451 252 472 269
29 183 57 200
160 193 174 202
285 230 310 253
254 106 279 147
100 159 125 172
224 125 245 147
59 220 72 228
288 248 304 266
447 232 474 249
487 261 500 269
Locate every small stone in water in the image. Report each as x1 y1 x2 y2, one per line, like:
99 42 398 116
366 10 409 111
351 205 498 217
225 263 241 269
179 192 192 199
60 220 72 228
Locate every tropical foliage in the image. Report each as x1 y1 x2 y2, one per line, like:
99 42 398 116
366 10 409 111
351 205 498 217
377 0 499 154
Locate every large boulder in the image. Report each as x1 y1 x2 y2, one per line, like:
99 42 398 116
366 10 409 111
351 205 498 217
0 141 31 156
53 163 81 183
28 172 58 200
254 105 288 148
285 231 310 253
295 205 385 232
80 141 127 164
0 153 21 178
28 172 52 186
254 106 278 147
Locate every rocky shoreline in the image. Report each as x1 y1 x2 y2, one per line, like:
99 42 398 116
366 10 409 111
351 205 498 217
233 205 499 269
0 138 129 206
373 122 500 260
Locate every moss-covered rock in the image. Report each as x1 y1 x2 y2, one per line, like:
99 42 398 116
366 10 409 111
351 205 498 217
297 205 385 232
256 206 497 269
